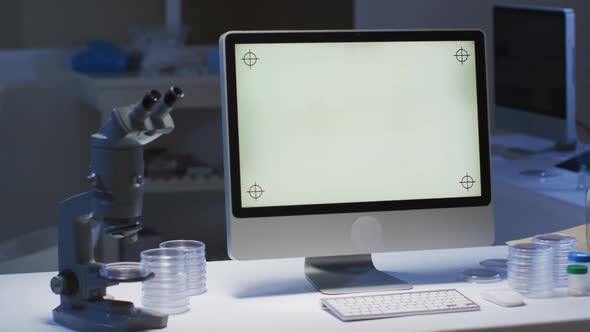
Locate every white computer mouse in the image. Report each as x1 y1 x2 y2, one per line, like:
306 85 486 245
480 289 525 307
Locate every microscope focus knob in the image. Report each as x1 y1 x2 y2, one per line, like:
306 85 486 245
50 271 78 296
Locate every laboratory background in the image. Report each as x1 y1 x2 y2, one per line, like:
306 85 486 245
0 0 354 266
1 0 590 331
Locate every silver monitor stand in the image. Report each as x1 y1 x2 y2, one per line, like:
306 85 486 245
305 255 411 295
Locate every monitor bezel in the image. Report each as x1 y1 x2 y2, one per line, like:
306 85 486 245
223 30 491 219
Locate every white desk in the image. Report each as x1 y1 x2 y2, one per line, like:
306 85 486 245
2 246 589 331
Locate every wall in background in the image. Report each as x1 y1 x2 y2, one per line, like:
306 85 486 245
0 3 21 47
0 1 164 48
182 0 354 44
355 0 590 140
0 0 352 48
0 49 93 267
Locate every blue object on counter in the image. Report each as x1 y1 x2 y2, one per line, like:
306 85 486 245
207 46 220 74
71 41 129 74
568 252 590 263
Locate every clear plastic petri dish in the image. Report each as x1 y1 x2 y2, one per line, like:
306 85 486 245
142 295 190 305
508 283 554 290
141 299 190 315
99 262 154 282
508 274 552 280
142 288 188 298
508 260 553 266
508 256 553 263
479 259 507 273
142 280 187 289
508 269 553 275
509 286 554 292
508 268 553 274
510 243 553 252
141 248 188 263
511 288 554 296
460 268 502 283
507 265 553 271
508 253 553 260
509 282 554 288
159 240 207 297
510 278 553 284
141 247 190 314
160 240 206 253
533 233 576 244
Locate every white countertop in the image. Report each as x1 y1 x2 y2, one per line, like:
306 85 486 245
2 245 589 331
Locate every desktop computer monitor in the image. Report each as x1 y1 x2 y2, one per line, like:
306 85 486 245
219 30 494 294
494 5 576 150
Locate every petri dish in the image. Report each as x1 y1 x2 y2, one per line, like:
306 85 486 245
461 268 502 283
99 262 154 282
533 233 576 244
160 240 206 253
141 247 190 314
159 240 207 297
141 248 188 263
510 243 553 250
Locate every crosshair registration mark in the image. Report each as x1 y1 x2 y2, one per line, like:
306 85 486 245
247 182 265 200
460 173 476 191
241 50 259 68
454 46 470 64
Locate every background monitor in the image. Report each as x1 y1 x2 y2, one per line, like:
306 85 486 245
494 5 576 150
220 30 494 294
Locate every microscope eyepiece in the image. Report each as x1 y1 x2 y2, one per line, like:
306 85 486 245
148 86 184 125
130 90 162 126
162 86 184 106
141 90 162 109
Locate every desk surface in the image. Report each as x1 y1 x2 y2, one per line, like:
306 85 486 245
491 134 589 245
2 246 589 332
492 134 586 207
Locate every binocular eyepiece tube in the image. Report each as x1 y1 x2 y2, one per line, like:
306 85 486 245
150 86 185 120
129 90 162 123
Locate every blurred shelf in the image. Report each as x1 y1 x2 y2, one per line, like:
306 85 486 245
78 73 221 119
144 176 224 193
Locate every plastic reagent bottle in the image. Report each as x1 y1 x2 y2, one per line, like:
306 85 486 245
567 265 588 296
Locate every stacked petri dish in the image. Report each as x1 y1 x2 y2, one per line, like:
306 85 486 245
508 243 554 298
140 248 190 315
532 234 577 287
160 240 207 295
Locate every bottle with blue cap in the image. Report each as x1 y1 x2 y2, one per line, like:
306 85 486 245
569 252 590 270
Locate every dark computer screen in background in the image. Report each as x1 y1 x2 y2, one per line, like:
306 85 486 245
494 6 566 119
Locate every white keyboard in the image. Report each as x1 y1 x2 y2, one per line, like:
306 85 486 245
321 289 480 321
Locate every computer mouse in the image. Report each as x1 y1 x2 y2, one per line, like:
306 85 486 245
480 289 525 307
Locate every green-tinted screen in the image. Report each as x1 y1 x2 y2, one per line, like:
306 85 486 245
235 41 481 208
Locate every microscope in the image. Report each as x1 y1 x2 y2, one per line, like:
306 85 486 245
50 86 184 331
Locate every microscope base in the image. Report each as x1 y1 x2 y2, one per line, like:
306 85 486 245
53 299 167 332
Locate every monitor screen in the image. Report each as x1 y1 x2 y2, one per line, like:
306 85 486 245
224 32 490 218
495 6 567 119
